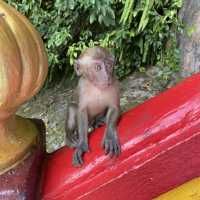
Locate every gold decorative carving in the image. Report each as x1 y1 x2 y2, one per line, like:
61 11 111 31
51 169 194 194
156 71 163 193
0 0 48 174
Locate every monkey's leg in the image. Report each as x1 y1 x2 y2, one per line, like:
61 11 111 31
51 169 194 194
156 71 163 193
65 103 79 148
73 108 89 166
102 107 121 157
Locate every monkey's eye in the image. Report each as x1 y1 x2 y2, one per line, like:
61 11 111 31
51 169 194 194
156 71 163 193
95 64 102 71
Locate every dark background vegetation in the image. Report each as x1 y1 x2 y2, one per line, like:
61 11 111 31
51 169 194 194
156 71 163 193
6 0 183 86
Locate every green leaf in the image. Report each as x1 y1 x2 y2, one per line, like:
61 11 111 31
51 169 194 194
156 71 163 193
120 0 135 25
89 13 96 24
101 6 106 16
138 0 152 32
107 7 115 19
68 0 75 10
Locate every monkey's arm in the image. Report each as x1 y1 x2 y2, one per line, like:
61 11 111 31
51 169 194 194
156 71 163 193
102 107 121 156
72 108 89 166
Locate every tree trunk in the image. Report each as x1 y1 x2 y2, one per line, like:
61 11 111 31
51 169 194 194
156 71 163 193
178 0 200 77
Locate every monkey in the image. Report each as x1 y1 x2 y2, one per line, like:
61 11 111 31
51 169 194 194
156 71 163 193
65 46 121 166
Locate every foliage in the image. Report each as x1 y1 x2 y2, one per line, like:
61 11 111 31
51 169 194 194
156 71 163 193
6 0 183 85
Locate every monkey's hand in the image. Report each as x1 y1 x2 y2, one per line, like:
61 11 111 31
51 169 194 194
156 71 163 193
72 142 89 167
102 127 121 157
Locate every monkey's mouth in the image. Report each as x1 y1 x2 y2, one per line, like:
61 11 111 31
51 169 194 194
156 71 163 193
94 82 112 89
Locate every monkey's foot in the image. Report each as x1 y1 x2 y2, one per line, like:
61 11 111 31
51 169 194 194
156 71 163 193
93 115 106 128
72 143 88 167
102 135 121 157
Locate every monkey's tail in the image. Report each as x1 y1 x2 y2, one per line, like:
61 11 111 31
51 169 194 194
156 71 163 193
65 129 79 148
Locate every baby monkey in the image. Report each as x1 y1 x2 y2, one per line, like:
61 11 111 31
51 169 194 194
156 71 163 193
65 46 121 166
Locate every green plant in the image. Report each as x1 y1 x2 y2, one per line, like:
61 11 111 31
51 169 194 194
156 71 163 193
6 0 183 86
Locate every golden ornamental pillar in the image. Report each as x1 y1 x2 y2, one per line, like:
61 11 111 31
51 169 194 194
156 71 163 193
0 0 48 180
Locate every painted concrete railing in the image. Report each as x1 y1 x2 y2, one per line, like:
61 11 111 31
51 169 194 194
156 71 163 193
42 73 200 200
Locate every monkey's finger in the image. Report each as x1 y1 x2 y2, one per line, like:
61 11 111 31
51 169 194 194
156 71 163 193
71 135 78 144
101 138 105 148
112 142 117 156
118 144 121 155
72 153 79 167
72 150 82 167
77 150 84 165
114 142 121 156
104 141 110 155
108 140 114 158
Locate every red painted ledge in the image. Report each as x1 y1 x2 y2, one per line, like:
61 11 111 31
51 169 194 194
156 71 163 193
42 73 200 200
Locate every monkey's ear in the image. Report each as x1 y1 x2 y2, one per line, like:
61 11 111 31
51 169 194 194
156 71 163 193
111 56 117 67
113 57 117 66
74 60 81 76
109 54 116 66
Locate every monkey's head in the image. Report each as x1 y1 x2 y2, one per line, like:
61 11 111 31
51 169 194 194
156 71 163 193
74 46 115 89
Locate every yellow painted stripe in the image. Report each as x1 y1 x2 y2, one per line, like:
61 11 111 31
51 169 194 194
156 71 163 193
154 177 200 200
